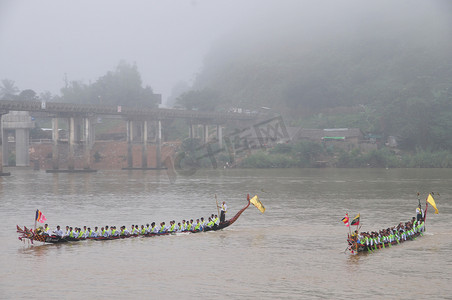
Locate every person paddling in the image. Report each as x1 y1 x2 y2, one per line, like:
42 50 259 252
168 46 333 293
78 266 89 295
53 225 64 237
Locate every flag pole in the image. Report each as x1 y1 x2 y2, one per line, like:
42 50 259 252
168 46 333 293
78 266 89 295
347 213 352 237
215 194 220 217
424 192 433 231
424 193 430 230
346 213 355 253
352 214 360 252
34 209 37 233
354 220 361 253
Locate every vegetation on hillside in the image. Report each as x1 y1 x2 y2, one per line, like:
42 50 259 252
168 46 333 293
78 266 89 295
188 1 452 153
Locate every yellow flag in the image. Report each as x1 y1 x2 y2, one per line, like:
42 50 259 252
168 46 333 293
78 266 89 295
250 195 265 213
427 194 439 214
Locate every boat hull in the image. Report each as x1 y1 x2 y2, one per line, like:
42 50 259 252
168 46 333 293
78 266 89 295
348 232 422 254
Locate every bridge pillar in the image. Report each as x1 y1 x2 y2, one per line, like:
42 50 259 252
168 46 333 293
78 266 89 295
189 124 195 139
127 120 133 168
68 117 75 170
203 124 209 144
15 128 29 167
156 120 162 168
1 128 9 167
1 111 34 168
52 117 59 170
217 125 223 148
0 111 11 175
141 120 148 168
83 117 92 169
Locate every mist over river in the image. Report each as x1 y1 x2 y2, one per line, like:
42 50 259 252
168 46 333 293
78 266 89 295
1 168 451 299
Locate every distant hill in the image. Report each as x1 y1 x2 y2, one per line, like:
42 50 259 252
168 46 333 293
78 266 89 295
191 0 452 150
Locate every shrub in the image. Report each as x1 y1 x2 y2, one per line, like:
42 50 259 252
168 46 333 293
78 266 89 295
240 151 297 168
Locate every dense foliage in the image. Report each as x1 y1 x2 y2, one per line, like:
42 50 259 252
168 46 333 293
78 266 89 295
239 142 452 169
60 61 160 108
1 61 160 109
189 2 452 152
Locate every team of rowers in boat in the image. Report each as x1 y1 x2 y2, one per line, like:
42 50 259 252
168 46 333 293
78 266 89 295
41 214 223 239
350 215 425 248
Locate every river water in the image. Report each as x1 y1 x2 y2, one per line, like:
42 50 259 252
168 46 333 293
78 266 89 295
1 168 451 299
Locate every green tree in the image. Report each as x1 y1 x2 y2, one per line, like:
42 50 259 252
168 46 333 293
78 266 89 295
60 80 91 104
60 61 160 108
176 89 220 111
18 89 38 101
0 79 19 100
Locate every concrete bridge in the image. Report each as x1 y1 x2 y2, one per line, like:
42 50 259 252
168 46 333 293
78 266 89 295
0 100 257 174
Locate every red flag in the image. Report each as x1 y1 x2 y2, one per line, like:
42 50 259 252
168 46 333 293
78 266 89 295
36 209 47 223
341 214 349 227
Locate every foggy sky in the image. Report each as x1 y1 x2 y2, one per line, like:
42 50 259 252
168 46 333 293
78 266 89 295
1 0 450 106
0 0 263 104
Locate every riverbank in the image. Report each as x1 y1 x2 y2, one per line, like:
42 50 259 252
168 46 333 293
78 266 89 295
26 141 178 170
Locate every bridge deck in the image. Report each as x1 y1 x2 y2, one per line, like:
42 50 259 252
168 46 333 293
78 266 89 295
0 100 256 122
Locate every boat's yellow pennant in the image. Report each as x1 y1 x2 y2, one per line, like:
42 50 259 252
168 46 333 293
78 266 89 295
250 195 265 213
427 194 439 214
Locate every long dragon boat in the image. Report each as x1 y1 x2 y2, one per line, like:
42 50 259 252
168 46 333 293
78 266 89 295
17 194 265 245
345 193 439 255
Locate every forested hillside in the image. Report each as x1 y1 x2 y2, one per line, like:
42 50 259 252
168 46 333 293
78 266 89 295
185 1 452 151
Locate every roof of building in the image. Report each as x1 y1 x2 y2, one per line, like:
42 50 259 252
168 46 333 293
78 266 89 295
295 128 363 140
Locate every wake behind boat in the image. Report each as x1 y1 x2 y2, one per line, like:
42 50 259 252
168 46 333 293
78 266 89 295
344 193 439 255
17 194 265 245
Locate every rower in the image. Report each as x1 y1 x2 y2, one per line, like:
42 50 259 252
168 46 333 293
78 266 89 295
150 222 158 234
64 226 70 237
219 201 227 223
121 226 130 236
160 222 168 233
44 224 51 235
78 227 85 238
168 221 176 233
84 226 90 238
53 225 64 237
140 225 146 235
90 227 98 238
187 219 193 231
194 219 201 232
206 217 215 228
200 217 206 230
69 227 75 238
111 226 118 236
103 226 111 237
176 222 182 232
213 215 220 228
